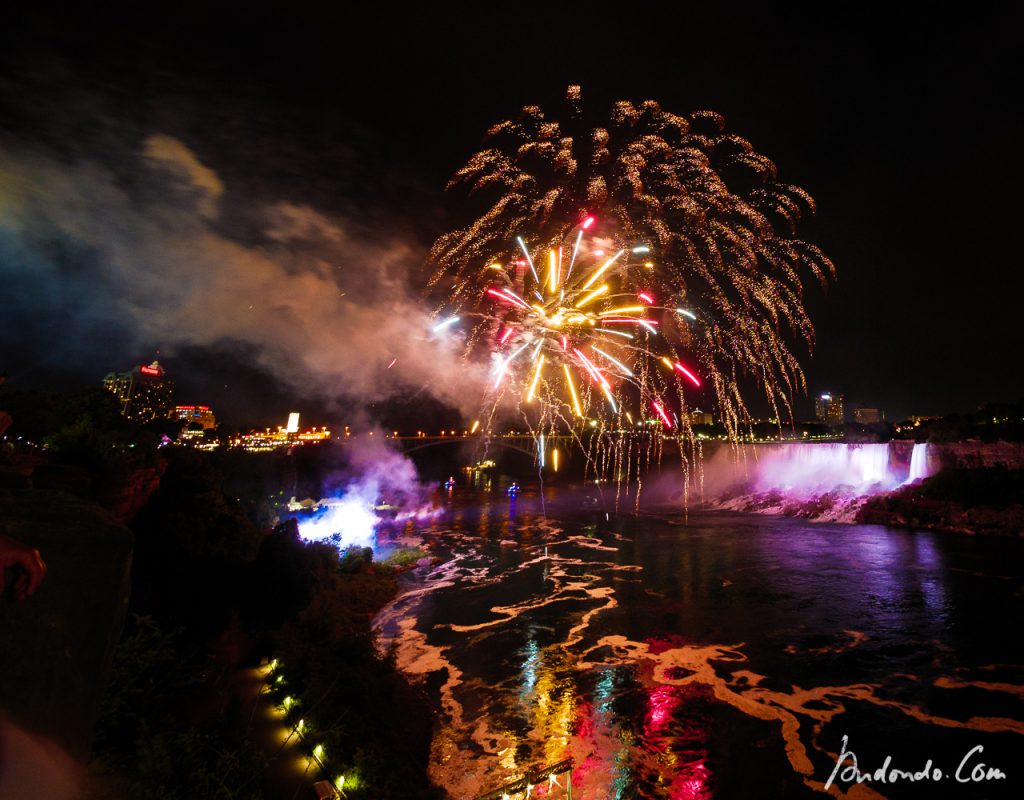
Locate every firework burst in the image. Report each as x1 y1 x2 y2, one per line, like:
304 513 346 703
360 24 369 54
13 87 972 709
478 222 701 428
430 86 834 448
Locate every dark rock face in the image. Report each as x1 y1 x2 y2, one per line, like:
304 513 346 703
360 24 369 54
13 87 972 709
29 463 93 500
858 496 1024 536
932 441 1024 470
27 463 164 526
0 489 133 759
95 464 165 526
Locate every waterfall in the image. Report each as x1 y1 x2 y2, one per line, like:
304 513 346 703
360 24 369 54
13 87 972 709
747 443 897 496
703 441 938 522
904 442 931 484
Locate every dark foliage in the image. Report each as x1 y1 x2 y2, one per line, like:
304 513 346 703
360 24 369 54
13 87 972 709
916 466 1024 506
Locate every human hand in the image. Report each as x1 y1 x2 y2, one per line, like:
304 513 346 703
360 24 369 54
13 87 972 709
0 534 47 601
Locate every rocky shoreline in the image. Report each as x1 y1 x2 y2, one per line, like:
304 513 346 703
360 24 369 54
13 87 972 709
710 466 1024 537
857 485 1024 537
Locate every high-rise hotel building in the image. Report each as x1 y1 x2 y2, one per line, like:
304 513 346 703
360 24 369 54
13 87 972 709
102 361 175 423
815 392 845 425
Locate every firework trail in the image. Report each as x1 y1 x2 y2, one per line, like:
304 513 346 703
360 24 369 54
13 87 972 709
429 86 834 499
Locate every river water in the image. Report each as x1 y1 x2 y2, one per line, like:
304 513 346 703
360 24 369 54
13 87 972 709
375 486 1024 799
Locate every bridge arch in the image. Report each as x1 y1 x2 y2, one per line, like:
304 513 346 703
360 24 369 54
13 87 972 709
397 438 538 459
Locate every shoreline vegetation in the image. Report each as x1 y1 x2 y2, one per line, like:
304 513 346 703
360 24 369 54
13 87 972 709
90 448 443 799
0 388 442 798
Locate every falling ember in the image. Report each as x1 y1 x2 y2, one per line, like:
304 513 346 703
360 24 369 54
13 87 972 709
581 215 595 230
574 284 609 308
601 383 618 412
517 236 540 283
552 448 559 472
470 419 480 434
567 230 583 281
601 318 658 325
563 363 583 417
499 328 514 344
638 292 654 304
652 401 673 428
487 287 531 309
598 305 645 316
574 348 609 389
432 315 460 333
673 361 701 387
386 358 397 369
526 355 545 401
592 346 633 377
494 341 530 388
580 249 625 290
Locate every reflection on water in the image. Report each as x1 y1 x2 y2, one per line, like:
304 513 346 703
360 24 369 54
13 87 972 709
375 487 1024 799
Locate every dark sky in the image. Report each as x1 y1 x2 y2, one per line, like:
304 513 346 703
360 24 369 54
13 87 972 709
1 4 1021 425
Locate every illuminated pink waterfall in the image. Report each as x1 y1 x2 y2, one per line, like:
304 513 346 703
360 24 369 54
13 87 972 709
749 443 898 496
904 442 931 484
698 442 940 522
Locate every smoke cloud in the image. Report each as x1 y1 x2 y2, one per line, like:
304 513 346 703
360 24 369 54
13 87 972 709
0 133 490 415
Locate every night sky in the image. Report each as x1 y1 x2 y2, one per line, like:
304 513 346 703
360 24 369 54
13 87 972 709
1 5 1020 426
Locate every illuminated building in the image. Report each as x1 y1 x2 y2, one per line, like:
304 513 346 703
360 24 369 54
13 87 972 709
227 413 331 452
179 424 206 442
174 405 217 430
102 372 134 415
102 361 175 423
815 392 844 425
688 408 714 426
129 362 175 423
853 408 883 424
296 428 331 443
